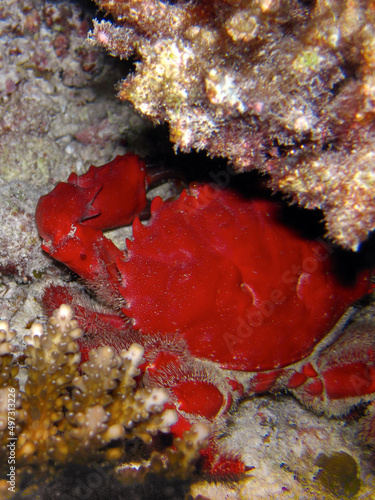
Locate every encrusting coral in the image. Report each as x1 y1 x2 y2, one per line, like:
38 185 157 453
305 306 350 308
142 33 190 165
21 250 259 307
0 305 209 488
89 0 375 250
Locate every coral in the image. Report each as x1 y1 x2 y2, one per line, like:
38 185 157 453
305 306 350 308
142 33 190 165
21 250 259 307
0 320 22 471
0 305 208 490
89 0 375 250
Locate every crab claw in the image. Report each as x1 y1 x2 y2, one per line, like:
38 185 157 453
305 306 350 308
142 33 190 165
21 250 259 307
36 182 100 249
66 154 148 231
36 154 148 240
35 154 149 300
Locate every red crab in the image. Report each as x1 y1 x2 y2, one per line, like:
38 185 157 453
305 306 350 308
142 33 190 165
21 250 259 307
36 154 374 475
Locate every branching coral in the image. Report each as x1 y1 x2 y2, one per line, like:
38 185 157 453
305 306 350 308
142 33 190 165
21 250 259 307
89 0 375 250
0 305 209 488
0 321 23 471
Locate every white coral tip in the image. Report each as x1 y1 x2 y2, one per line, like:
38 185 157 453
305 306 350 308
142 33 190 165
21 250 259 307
69 327 82 340
56 304 74 322
190 422 211 444
30 322 44 337
159 409 178 432
105 423 125 441
0 343 12 355
0 320 9 334
144 388 169 412
122 343 145 366
0 320 15 342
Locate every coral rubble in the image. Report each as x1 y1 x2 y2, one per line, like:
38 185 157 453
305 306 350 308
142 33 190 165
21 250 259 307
0 0 154 187
0 305 208 490
89 0 375 250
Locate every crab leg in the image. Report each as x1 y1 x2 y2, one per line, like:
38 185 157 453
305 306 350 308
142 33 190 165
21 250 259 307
283 315 375 417
36 154 148 299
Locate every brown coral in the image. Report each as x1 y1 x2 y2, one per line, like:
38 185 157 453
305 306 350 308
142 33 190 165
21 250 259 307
0 305 209 489
89 0 375 250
